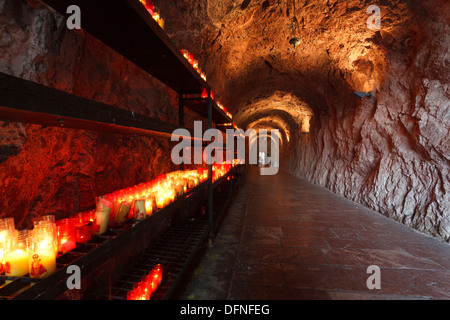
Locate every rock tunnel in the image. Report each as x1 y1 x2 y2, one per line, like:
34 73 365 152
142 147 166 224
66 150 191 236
0 0 449 302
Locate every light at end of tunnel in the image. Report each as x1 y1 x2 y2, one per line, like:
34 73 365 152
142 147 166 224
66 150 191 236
301 116 311 134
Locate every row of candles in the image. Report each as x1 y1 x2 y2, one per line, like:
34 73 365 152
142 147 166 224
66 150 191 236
139 0 165 29
180 49 207 82
140 1 233 121
139 1 209 86
0 216 61 280
127 264 163 300
184 89 234 122
200 88 234 120
139 0 209 84
0 162 238 281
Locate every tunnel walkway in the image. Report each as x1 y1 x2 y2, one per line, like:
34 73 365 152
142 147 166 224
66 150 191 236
175 167 450 300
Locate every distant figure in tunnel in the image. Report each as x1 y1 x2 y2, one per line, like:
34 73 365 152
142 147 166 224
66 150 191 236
258 151 269 167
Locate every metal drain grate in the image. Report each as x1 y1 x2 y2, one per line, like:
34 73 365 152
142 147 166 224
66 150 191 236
106 220 209 300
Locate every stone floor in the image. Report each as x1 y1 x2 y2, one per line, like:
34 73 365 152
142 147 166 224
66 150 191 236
174 167 450 300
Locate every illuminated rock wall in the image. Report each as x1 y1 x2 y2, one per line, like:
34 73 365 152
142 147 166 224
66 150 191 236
160 0 449 242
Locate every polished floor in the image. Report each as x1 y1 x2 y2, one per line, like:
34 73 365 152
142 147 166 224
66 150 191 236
175 167 450 300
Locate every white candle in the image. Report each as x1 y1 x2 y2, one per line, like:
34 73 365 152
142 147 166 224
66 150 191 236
92 207 111 235
134 200 146 220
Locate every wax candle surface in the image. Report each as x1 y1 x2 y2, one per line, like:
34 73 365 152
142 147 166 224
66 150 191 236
59 237 76 253
92 208 110 235
29 252 56 279
5 249 29 277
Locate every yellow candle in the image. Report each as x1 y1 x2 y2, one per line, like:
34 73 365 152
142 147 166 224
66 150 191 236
29 252 56 279
115 202 131 225
145 199 154 216
156 195 165 209
0 249 5 274
5 249 29 277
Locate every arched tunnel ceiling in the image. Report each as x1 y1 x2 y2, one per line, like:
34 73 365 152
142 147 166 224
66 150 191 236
235 91 313 140
161 0 412 131
247 117 291 143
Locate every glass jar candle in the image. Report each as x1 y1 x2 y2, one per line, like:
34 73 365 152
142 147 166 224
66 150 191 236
56 218 76 253
115 201 131 226
181 49 190 61
134 200 146 220
152 264 163 286
75 225 91 243
152 6 160 24
145 195 155 216
141 275 158 293
92 198 112 235
28 229 57 279
0 217 15 270
32 216 58 255
4 230 30 279
72 212 86 228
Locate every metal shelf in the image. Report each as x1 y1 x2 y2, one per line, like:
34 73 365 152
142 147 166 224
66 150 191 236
0 72 196 139
0 167 245 300
40 0 233 125
106 220 209 300
0 181 209 300
105 166 244 300
41 0 208 95
0 0 245 300
182 97 232 126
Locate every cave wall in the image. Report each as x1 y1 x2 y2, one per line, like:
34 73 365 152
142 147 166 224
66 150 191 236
158 0 449 242
0 0 448 243
294 1 450 242
0 0 201 229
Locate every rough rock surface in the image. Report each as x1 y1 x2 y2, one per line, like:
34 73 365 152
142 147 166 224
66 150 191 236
159 0 449 242
0 0 201 228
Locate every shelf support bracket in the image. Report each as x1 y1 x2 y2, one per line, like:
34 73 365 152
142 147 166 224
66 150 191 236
207 89 214 244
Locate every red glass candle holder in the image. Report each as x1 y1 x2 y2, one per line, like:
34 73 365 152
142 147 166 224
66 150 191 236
188 52 194 65
141 275 158 293
56 218 76 253
75 225 91 243
72 212 86 228
130 282 150 300
181 49 189 61
127 290 137 300
144 0 154 15
149 264 163 286
201 88 208 98
83 210 95 223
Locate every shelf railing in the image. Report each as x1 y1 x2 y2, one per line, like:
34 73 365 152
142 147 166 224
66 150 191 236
0 1 246 300
40 0 233 125
0 165 244 300
0 72 197 139
42 0 208 95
